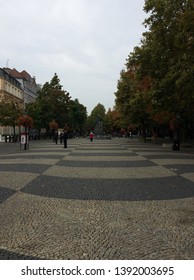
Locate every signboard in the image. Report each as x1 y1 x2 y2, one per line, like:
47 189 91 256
20 132 29 149
21 134 26 144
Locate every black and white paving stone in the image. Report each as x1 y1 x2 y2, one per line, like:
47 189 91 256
0 138 194 260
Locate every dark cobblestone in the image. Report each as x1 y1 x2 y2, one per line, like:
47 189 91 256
0 187 16 204
56 159 156 167
0 139 194 260
0 248 43 259
0 163 50 173
21 175 194 201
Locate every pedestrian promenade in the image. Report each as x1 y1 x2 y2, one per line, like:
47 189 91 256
0 138 194 259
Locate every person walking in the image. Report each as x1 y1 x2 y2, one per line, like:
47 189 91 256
89 131 94 142
54 130 58 144
63 129 68 148
59 132 63 144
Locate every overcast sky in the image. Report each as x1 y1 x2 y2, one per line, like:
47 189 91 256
0 0 146 114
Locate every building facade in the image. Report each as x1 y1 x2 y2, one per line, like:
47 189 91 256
0 68 24 105
0 67 40 137
3 68 40 107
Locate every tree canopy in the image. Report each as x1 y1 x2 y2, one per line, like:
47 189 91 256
26 73 88 135
69 98 87 134
86 103 106 131
33 73 71 129
115 0 194 138
0 100 22 132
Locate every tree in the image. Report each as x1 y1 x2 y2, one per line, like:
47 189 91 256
90 103 106 124
115 67 139 127
0 100 22 136
17 115 33 128
115 0 194 140
86 103 106 132
104 108 121 135
69 98 87 135
27 73 72 132
143 0 194 113
26 101 44 136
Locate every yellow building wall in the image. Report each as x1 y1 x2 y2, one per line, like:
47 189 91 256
0 77 23 106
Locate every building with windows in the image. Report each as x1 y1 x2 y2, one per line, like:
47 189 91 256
3 68 40 107
0 68 23 106
0 67 40 138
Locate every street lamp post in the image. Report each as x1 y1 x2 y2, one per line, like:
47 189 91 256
172 113 180 151
24 111 29 150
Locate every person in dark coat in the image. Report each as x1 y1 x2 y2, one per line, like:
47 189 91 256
60 132 63 144
54 130 58 144
63 129 68 148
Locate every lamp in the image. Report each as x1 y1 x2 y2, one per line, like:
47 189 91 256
172 112 180 151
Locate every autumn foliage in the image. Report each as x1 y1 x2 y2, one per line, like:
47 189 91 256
49 120 59 130
17 115 33 128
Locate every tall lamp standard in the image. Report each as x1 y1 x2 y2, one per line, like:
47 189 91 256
172 113 181 151
23 111 28 150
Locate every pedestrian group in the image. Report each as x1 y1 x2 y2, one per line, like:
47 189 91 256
53 130 95 147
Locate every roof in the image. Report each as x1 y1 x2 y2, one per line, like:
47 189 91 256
21 70 31 80
3 68 25 79
0 68 22 88
3 68 33 81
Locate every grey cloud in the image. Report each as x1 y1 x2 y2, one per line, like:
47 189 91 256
0 0 146 113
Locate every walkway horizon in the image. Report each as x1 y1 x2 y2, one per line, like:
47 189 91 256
0 137 194 259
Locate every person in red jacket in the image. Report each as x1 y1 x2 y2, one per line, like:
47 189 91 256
89 131 94 142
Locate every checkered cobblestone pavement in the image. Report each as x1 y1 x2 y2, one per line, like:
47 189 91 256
0 138 194 259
